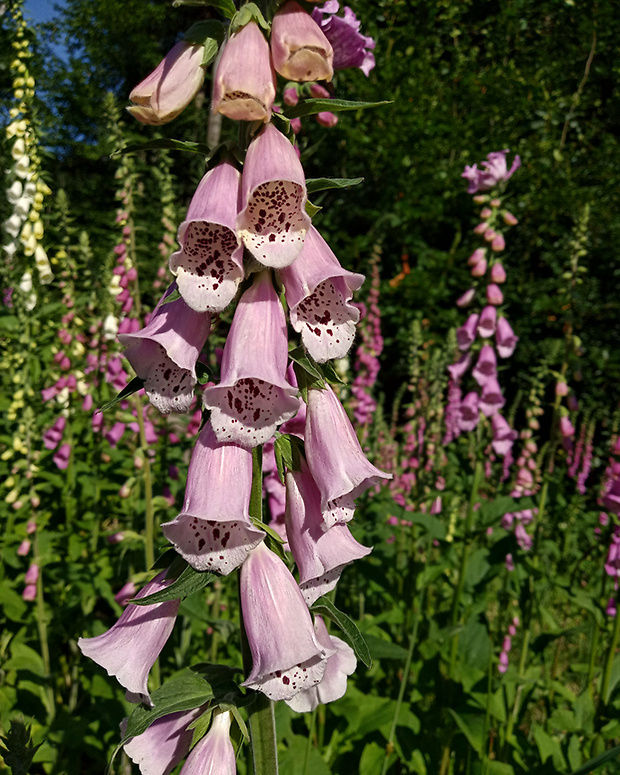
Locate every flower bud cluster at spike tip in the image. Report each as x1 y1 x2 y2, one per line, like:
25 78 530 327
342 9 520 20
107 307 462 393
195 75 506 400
462 149 521 194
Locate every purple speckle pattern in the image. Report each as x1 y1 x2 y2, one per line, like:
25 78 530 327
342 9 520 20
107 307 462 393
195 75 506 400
207 377 298 448
240 181 307 267
145 348 195 414
322 494 355 530
293 279 357 363
162 515 263 575
172 222 242 312
247 654 326 701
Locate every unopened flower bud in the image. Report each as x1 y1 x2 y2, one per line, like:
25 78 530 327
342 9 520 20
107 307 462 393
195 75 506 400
555 380 568 397
128 41 206 125
316 111 338 127
490 262 506 283
503 211 518 225
491 233 506 252
212 22 276 122
486 283 503 305
283 86 299 106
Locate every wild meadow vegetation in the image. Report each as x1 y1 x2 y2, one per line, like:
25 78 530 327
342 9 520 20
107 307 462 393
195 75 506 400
1 0 620 773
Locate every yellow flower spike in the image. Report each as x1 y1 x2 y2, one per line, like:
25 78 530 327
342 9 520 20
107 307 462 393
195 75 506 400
1 450 13 461
21 222 32 240
26 76 35 88
14 89 24 100
33 221 44 240
34 192 44 205
13 78 25 88
13 390 24 401
23 235 37 256
5 477 15 489
7 411 17 421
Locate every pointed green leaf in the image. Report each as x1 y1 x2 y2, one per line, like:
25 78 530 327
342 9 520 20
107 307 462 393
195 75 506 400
321 359 347 385
130 563 215 606
196 362 211 384
123 673 215 740
567 743 620 775
99 375 145 412
311 596 372 668
112 138 210 158
305 200 322 217
172 0 236 18
231 2 270 33
284 99 391 120
305 177 364 194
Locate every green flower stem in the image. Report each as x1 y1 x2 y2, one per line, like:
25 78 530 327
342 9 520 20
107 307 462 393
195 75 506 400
241 446 279 775
449 459 484 667
600 600 620 708
381 583 424 775
33 532 55 722
133 394 155 572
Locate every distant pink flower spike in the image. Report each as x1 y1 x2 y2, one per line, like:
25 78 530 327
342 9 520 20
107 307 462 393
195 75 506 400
312 2 376 75
203 271 300 448
456 313 479 351
491 414 518 456
162 423 264 574
480 377 505 417
477 306 497 338
280 226 364 363
169 162 244 313
128 41 206 125
237 124 310 268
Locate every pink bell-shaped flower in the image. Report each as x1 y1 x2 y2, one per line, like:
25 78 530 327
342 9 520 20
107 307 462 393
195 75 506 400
118 285 211 414
491 413 518 456
122 707 204 775
305 385 391 527
236 124 310 268
456 288 475 307
479 377 505 417
286 616 356 712
496 317 518 357
280 226 364 362
212 22 276 122
128 41 206 125
169 162 244 313
240 542 331 700
78 572 180 705
472 344 497 386
311 2 376 75
285 464 371 604
456 313 479 351
486 283 504 305
477 305 497 338
447 352 471 383
179 711 236 775
162 423 264 574
459 392 480 432
203 271 300 447
490 262 506 283
271 1 333 82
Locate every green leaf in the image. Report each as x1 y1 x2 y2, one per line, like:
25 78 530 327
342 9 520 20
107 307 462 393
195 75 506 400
305 200 322 217
361 633 409 661
567 743 620 775
289 346 325 397
311 596 372 668
284 98 391 120
184 19 226 47
196 361 211 384
130 564 215 606
99 375 145 412
230 3 270 33
112 138 210 157
0 720 42 775
447 710 485 754
320 359 347 385
305 177 364 194
172 0 236 18
273 433 305 481
123 673 215 740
